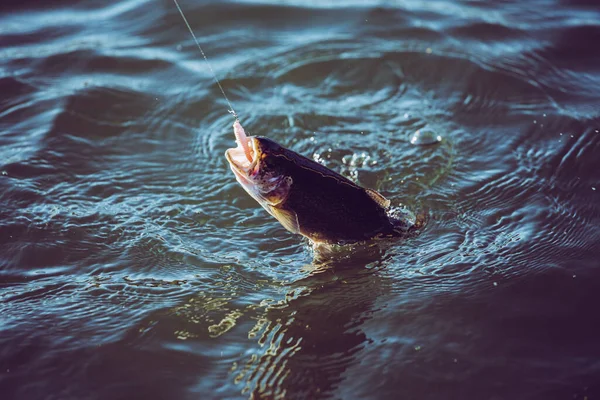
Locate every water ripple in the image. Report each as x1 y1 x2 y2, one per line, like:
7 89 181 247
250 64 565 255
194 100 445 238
2 1 600 399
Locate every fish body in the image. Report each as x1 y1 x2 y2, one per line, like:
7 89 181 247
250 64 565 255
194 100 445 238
225 121 418 244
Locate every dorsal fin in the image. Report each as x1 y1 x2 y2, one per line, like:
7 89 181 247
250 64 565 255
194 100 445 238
366 189 391 209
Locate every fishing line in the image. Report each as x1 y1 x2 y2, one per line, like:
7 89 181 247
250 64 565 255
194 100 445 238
172 0 238 120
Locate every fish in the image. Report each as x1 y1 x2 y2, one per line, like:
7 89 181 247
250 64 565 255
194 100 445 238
225 120 422 245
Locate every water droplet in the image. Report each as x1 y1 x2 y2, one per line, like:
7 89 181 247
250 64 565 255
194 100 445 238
414 345 421 351
533 120 537 124
493 282 498 287
1 171 7 176
592 187 596 191
425 48 432 54
410 129 442 145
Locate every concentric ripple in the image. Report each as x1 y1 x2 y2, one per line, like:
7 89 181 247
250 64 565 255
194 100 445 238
2 1 600 399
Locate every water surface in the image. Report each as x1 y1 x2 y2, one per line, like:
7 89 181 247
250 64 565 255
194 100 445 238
1 0 600 399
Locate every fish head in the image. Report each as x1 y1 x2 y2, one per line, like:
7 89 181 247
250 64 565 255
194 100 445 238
225 135 293 209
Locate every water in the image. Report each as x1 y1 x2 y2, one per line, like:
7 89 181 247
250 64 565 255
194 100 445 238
1 0 600 399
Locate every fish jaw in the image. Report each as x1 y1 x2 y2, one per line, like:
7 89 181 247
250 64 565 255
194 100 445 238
233 120 253 163
226 134 292 209
225 136 261 198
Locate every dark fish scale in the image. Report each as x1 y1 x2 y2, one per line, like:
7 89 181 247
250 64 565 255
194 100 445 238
253 137 406 244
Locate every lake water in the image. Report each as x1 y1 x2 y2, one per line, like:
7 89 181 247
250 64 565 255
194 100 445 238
1 0 600 399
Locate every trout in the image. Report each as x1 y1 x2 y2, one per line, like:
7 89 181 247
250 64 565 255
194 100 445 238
225 121 420 245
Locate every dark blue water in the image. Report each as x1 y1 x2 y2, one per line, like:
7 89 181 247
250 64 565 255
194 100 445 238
2 1 600 399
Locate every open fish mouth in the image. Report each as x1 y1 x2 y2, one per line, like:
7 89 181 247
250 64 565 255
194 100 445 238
225 121 260 182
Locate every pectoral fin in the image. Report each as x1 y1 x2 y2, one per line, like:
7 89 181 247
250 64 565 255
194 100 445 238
268 206 300 234
366 189 391 209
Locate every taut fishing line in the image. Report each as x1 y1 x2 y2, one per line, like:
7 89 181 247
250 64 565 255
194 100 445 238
172 0 238 120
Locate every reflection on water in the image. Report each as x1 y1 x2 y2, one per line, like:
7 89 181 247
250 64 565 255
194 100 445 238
2 0 600 399
235 247 390 398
